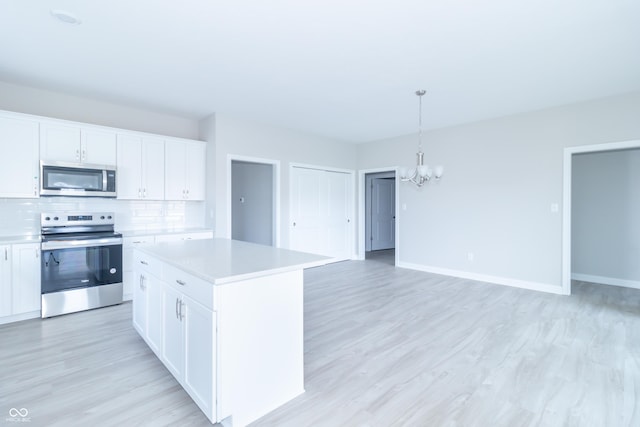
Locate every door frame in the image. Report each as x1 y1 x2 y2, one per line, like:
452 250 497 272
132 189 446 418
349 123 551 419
562 139 640 295
227 154 281 247
358 167 399 265
289 163 356 259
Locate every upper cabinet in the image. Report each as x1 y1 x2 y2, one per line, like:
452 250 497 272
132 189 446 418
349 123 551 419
165 141 206 201
117 135 165 200
40 122 116 165
0 114 39 198
0 110 206 201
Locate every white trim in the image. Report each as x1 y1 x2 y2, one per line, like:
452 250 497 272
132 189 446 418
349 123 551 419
572 273 640 290
562 139 640 296
227 154 281 247
288 163 356 259
290 162 354 175
0 310 40 325
357 167 399 261
398 261 565 295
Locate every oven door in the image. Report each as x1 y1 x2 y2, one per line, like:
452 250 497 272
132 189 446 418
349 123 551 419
41 237 123 294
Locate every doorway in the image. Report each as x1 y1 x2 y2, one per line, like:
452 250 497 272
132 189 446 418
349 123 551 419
230 158 279 246
359 168 398 265
562 139 640 294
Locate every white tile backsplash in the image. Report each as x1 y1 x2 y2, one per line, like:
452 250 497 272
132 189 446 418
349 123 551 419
0 198 205 236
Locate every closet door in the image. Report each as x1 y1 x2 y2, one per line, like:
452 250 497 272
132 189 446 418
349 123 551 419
290 167 325 255
290 166 352 260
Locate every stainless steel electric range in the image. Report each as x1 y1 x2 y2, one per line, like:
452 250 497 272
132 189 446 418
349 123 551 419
40 212 123 318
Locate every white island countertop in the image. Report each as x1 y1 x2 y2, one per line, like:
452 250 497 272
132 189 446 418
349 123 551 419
134 238 328 285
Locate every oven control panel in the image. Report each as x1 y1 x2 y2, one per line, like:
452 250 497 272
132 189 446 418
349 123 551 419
41 212 115 227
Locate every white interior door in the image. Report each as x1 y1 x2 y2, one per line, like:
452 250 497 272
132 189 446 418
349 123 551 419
371 178 395 250
290 166 352 260
290 167 325 255
326 171 351 259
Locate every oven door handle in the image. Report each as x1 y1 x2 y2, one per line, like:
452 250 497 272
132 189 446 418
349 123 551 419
41 238 123 250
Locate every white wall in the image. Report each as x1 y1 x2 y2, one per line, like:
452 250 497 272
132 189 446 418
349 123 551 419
0 80 199 139
358 91 640 291
208 113 357 247
572 149 640 286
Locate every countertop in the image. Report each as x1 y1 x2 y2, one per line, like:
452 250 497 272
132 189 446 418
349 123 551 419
0 235 42 244
118 228 214 238
134 238 328 285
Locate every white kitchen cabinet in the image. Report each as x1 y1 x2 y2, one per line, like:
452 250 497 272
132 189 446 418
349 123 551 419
10 243 41 315
183 294 215 416
132 268 147 335
0 115 39 198
133 266 163 357
116 135 164 200
162 283 184 378
123 232 212 301
165 140 206 201
0 245 12 317
81 128 117 165
40 122 116 165
146 273 163 356
161 280 215 417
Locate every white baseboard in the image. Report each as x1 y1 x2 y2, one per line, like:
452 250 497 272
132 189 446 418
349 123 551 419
571 273 640 290
0 310 40 325
397 262 566 295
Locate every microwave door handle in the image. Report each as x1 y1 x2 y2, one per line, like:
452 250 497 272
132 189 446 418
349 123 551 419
103 170 108 191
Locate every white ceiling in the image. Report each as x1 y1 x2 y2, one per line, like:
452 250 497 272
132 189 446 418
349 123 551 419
1 0 639 142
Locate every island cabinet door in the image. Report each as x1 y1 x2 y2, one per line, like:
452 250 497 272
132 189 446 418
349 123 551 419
162 284 184 379
132 271 148 335
183 295 216 421
146 274 163 356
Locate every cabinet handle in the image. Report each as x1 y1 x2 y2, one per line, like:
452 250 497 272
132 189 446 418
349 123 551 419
176 279 186 286
76 149 80 160
138 188 142 198
81 149 86 161
175 298 180 319
179 300 185 321
143 188 147 198
140 260 148 265
4 248 7 261
35 249 39 258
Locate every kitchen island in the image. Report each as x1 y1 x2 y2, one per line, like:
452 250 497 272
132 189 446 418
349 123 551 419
132 239 327 426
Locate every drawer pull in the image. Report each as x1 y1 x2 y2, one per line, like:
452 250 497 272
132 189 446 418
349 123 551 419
176 279 186 286
140 260 148 265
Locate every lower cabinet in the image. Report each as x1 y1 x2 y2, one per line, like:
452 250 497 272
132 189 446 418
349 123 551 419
133 251 216 422
123 230 213 301
0 242 41 324
162 284 215 418
0 245 12 317
132 262 163 357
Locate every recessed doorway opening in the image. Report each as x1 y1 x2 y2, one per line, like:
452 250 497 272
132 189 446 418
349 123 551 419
359 168 399 266
229 156 280 247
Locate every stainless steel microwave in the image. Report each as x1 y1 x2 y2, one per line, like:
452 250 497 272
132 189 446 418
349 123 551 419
40 161 117 197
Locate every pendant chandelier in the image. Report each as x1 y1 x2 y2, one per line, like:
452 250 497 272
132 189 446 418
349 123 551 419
399 90 443 187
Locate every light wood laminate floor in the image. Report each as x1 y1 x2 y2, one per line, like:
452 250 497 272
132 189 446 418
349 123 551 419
2 256 640 426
